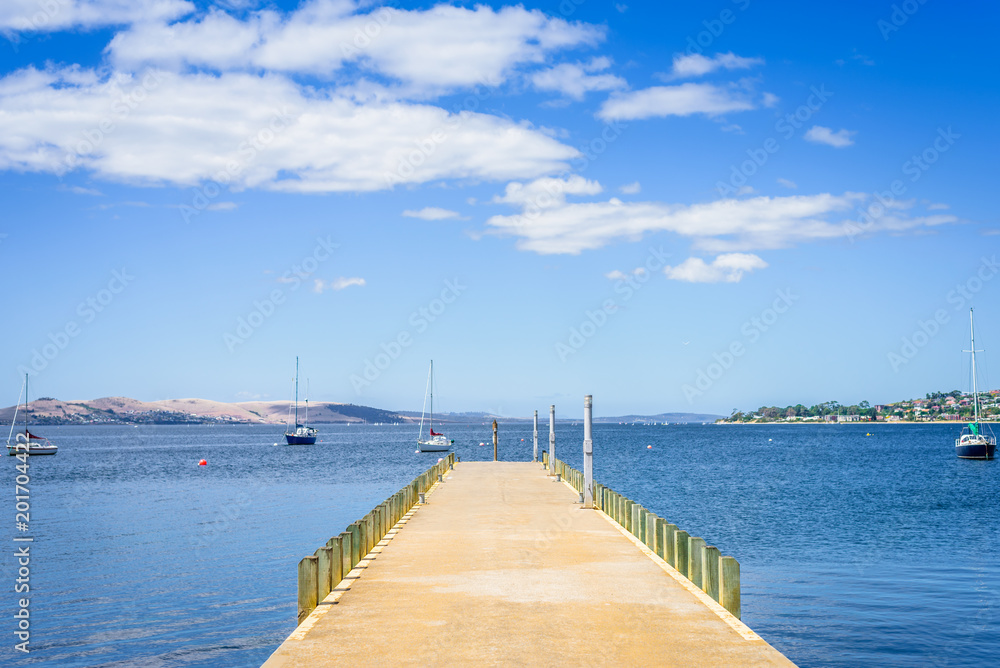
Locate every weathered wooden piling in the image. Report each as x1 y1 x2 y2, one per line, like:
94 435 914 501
688 536 706 588
722 556 741 619
675 529 690 576
297 555 318 625
704 545 721 600
664 523 677 567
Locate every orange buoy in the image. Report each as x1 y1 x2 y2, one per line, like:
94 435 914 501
646 445 652 450
198 459 207 466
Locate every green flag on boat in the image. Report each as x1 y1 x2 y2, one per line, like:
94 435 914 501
969 422 979 435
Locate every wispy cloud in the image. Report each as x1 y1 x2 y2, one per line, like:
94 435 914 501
403 207 462 220
619 181 641 195
605 267 647 280
486 176 957 256
207 201 238 211
531 57 626 100
663 253 767 283
0 0 193 32
667 52 764 79
804 125 856 148
597 83 756 121
314 277 366 293
63 185 104 196
777 178 798 189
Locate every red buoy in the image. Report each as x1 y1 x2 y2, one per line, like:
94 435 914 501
198 459 207 466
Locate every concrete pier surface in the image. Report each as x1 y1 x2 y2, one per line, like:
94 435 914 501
263 462 796 667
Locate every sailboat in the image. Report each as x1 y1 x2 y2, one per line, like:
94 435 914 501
284 357 318 445
6 374 57 456
955 309 995 460
417 360 451 453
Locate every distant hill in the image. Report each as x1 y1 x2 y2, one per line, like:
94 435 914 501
0 396 408 425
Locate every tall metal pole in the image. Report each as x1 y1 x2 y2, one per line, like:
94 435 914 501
294 356 299 427
549 404 556 474
583 395 593 508
532 410 538 462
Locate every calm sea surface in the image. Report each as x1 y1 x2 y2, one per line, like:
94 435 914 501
2 422 997 667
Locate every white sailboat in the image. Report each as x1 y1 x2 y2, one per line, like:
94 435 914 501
417 360 451 453
955 309 995 459
7 374 57 456
284 357 318 445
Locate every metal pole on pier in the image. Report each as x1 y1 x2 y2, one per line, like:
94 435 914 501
533 410 538 462
492 419 498 462
549 405 556 474
583 394 593 508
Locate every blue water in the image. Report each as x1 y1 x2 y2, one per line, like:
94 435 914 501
2 423 997 667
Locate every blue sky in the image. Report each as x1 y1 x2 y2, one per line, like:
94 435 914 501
2 0 998 417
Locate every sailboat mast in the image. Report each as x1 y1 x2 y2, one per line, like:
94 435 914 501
429 359 434 434
24 373 28 437
970 309 980 425
294 356 299 426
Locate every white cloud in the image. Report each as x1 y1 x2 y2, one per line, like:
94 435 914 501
0 67 578 193
314 276 366 293
926 202 949 210
619 181 641 194
804 125 856 148
206 201 238 211
107 3 605 95
403 207 461 220
776 178 797 189
663 253 767 283
597 83 756 121
605 266 646 280
486 177 958 255
0 0 193 32
65 185 103 195
531 57 626 100
669 52 763 79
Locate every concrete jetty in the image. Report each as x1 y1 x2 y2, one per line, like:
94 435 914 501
263 461 795 667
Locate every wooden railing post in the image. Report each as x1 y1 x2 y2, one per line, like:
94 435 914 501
297 555 318 625
675 530 690 576
721 556 741 619
704 546 721 600
688 537 706 588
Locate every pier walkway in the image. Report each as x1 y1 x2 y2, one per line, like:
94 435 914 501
263 461 794 667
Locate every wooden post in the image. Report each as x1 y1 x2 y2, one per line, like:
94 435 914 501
328 536 344 588
583 395 593 508
654 517 666 558
548 404 556 475
352 522 364 566
297 555 318 625
721 556 741 619
704 546 721 600
664 523 677 567
542 450 548 469
675 530 689 577
339 531 353 575
316 546 333 603
533 410 539 462
688 537 706 588
492 419 498 462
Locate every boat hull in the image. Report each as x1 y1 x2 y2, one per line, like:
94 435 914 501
417 438 451 452
956 441 996 459
284 434 317 445
7 445 58 455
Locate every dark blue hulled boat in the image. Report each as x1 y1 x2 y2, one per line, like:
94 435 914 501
955 309 995 460
284 357 318 446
